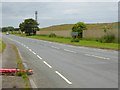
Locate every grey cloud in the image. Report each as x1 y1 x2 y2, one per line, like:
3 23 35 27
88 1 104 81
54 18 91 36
2 2 118 27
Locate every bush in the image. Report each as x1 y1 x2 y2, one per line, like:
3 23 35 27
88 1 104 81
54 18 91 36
99 34 115 43
71 38 79 42
49 33 56 37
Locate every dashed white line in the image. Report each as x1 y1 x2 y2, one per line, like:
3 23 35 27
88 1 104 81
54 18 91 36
26 46 29 49
51 46 60 49
29 49 32 52
64 49 76 53
32 51 36 55
37 55 42 59
55 71 72 85
43 61 52 68
85 54 110 60
20 43 23 45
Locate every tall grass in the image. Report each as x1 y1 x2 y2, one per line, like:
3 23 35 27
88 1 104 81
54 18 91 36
0 40 6 53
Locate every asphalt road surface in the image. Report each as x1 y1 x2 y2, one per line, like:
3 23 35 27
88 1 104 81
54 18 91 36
2 34 118 88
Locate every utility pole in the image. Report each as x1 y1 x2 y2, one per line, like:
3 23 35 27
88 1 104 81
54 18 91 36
35 11 38 22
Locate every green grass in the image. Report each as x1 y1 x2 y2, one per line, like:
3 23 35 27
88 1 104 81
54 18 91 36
0 40 6 53
12 45 30 89
27 35 119 50
9 32 119 50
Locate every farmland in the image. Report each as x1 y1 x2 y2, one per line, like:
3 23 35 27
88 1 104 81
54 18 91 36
37 22 118 38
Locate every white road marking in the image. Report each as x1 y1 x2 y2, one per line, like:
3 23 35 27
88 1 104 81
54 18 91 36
21 43 23 45
32 51 36 55
43 61 52 68
37 55 42 59
51 46 60 49
64 49 76 53
55 71 72 85
26 46 29 49
85 54 110 60
29 49 32 52
29 77 38 88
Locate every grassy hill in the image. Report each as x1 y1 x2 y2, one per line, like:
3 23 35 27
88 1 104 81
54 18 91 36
40 22 118 31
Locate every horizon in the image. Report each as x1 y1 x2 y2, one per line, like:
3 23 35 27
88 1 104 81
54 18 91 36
0 21 118 29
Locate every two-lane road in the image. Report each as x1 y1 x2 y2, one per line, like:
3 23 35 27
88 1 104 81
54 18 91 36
2 34 118 88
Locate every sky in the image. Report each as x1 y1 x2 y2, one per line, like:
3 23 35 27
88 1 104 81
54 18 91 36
1 0 119 28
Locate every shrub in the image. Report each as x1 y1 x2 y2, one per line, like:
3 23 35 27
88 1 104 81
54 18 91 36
49 33 56 37
99 34 115 43
71 38 79 42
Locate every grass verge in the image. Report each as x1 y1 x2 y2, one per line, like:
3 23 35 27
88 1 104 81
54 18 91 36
28 35 119 50
12 45 31 89
9 33 119 50
0 40 6 53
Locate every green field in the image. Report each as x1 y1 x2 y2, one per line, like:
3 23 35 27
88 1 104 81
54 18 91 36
40 22 118 31
7 22 119 50
28 35 119 50
0 40 6 53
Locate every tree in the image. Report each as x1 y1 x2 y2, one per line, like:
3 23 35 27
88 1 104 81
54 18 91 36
72 22 87 38
7 26 14 32
2 26 14 32
2 27 8 32
19 18 39 36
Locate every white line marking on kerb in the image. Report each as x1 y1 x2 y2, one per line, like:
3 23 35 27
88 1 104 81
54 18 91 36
64 49 76 53
43 61 52 68
85 54 110 60
55 71 72 85
29 77 37 88
37 55 42 59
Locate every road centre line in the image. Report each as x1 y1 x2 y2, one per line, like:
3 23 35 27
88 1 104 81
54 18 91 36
26 46 29 49
51 46 60 49
32 51 36 55
37 55 42 59
29 49 32 52
85 54 110 60
64 49 77 53
55 71 72 85
43 61 52 68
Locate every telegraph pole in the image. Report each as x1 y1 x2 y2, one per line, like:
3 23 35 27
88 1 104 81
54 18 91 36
35 11 38 22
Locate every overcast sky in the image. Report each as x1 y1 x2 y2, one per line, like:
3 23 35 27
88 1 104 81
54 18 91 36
1 1 119 28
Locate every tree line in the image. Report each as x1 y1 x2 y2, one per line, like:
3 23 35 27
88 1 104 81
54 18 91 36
2 18 39 36
2 18 87 41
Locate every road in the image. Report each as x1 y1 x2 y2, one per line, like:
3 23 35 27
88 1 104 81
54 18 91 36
2 34 118 88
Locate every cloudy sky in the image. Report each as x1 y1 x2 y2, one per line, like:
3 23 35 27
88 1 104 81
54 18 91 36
1 0 119 28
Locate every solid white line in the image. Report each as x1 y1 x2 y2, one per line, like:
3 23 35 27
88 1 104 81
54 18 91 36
55 71 72 85
29 77 38 88
64 49 76 53
37 55 42 59
51 46 60 49
43 61 52 68
85 54 110 60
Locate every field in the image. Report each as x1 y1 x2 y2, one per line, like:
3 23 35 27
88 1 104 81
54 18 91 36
38 22 118 38
40 22 118 31
8 22 119 50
